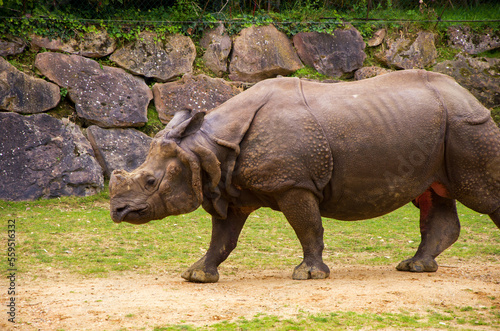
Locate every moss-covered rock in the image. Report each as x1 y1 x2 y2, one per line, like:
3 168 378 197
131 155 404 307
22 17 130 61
433 54 499 108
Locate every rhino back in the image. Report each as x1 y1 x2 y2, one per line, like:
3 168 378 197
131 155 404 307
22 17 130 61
235 71 450 220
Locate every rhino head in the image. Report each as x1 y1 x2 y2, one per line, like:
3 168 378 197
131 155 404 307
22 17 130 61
109 113 206 224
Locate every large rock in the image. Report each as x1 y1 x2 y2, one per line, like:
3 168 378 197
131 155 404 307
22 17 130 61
229 24 303 82
110 31 196 82
0 57 60 113
354 66 393 80
0 36 26 57
433 54 500 108
35 52 152 128
31 30 116 58
293 27 366 77
86 126 152 178
200 24 232 77
153 74 242 124
448 26 500 55
0 112 104 201
377 31 437 69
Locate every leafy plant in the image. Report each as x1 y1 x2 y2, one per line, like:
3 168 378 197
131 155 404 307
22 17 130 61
59 87 68 99
491 107 500 127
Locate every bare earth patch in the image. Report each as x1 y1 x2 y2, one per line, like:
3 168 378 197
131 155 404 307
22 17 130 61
2 262 499 330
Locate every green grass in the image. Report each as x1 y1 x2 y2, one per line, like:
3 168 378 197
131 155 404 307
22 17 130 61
151 306 500 330
1 190 498 277
1 191 499 329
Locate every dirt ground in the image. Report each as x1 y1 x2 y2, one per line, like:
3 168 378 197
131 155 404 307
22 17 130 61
2 262 499 330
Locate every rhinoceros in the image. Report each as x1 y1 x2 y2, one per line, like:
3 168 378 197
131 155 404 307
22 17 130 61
110 70 500 283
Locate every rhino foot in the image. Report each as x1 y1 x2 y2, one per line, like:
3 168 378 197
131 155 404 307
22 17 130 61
181 268 219 283
292 261 330 280
396 257 438 272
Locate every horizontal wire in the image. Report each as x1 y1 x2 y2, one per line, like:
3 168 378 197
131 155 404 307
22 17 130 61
1 16 499 24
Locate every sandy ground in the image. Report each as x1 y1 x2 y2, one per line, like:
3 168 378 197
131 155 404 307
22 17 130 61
2 262 499 330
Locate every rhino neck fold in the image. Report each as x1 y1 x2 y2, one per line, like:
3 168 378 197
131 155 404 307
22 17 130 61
179 130 237 220
298 78 335 193
177 81 281 219
192 81 275 203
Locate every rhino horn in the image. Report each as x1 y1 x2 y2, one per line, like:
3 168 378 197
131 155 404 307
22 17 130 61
109 169 130 194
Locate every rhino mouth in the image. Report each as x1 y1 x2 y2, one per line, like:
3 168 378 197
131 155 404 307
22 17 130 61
112 204 151 224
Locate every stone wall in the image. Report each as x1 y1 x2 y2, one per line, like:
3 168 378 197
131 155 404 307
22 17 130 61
0 24 499 200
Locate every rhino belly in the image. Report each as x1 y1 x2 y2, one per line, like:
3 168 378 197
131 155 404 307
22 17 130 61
319 174 435 221
309 80 448 221
318 130 447 221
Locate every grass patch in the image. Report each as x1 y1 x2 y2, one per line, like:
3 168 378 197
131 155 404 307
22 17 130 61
152 306 500 330
1 192 498 277
435 46 461 63
1 192 499 329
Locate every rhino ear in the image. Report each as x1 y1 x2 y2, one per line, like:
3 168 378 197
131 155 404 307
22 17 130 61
165 110 191 130
169 112 205 139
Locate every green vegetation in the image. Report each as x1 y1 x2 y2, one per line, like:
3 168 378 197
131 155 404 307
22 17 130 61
1 190 499 329
139 102 165 137
1 190 498 277
291 66 332 81
492 107 500 127
151 307 500 330
0 0 498 42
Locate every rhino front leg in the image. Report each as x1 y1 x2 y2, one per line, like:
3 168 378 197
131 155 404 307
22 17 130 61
181 206 251 283
397 189 460 272
277 189 330 280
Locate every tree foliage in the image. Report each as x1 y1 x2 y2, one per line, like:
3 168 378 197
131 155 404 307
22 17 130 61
2 0 499 17
0 0 498 43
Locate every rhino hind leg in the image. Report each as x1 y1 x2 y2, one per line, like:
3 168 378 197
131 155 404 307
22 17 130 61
181 206 251 283
277 188 330 280
445 117 500 230
397 189 460 273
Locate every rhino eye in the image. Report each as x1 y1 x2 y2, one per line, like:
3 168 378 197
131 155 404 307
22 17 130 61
145 176 156 188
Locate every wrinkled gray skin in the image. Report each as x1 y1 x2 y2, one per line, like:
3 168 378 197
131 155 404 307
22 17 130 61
110 70 500 283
